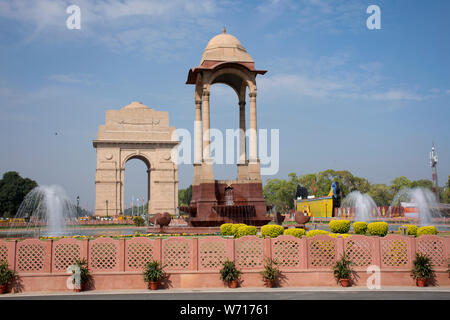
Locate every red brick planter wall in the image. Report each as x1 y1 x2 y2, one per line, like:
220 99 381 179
0 235 448 293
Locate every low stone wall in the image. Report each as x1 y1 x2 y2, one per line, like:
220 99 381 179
1 235 449 292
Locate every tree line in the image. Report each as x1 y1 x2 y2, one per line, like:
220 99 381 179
177 170 449 215
3 170 447 218
262 169 450 214
0 171 92 218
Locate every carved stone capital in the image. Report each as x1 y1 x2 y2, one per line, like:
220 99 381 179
249 91 257 99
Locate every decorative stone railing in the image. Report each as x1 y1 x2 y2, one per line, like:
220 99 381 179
1 235 448 274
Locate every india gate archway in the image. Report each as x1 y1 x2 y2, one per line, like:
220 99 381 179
93 101 179 216
182 29 272 226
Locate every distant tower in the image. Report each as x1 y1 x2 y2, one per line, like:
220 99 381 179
430 143 439 202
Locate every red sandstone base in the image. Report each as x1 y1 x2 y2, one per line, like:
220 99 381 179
185 181 272 227
9 270 450 293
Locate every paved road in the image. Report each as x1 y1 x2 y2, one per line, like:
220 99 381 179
1 287 449 300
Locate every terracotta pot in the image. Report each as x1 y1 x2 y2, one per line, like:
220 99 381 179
265 279 274 288
339 279 350 287
229 280 238 288
73 283 83 292
416 278 427 287
149 281 159 290
0 285 6 294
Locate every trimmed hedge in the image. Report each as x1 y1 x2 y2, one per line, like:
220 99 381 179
261 225 285 238
306 229 329 237
220 223 234 236
284 228 306 238
231 223 247 237
353 221 368 235
417 226 438 237
367 222 389 236
329 233 352 238
399 224 418 236
133 216 145 226
329 220 351 234
235 225 258 238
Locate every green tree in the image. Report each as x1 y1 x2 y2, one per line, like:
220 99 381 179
178 185 192 206
297 173 317 195
298 169 370 199
0 171 38 217
367 184 393 206
410 179 433 190
263 173 299 213
390 176 412 195
441 175 450 204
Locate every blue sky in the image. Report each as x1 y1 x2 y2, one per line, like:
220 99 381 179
0 0 449 211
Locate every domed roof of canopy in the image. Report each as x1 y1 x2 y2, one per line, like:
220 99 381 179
186 28 266 85
200 28 254 65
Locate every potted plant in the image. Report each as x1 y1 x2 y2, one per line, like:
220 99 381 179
332 254 354 287
0 261 16 294
220 259 241 288
72 258 91 292
261 258 280 288
143 260 166 290
411 253 435 287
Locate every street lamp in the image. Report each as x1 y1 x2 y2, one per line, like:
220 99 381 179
106 200 109 219
76 196 80 217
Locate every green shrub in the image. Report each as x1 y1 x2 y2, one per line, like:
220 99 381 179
332 254 354 282
133 216 145 226
329 233 352 238
261 258 281 283
0 261 16 286
231 223 247 237
352 222 368 235
143 260 166 282
329 220 351 234
220 259 241 283
367 222 388 236
305 229 329 238
74 258 91 286
261 225 285 238
220 223 234 236
411 253 435 280
417 226 438 237
284 228 306 238
235 225 257 238
399 224 418 236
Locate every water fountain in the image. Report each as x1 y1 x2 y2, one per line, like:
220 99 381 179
390 187 442 226
341 191 380 222
7 185 79 238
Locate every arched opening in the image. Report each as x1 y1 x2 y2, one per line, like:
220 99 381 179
123 156 150 217
209 82 247 180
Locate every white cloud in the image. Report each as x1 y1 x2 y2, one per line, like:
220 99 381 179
0 85 77 109
0 0 220 59
0 0 67 30
0 0 217 26
259 73 426 102
257 51 427 104
47 73 94 85
259 74 345 99
257 0 366 33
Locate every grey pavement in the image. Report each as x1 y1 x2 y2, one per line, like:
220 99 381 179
1 287 449 300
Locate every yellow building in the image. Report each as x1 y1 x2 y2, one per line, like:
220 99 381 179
295 196 334 218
